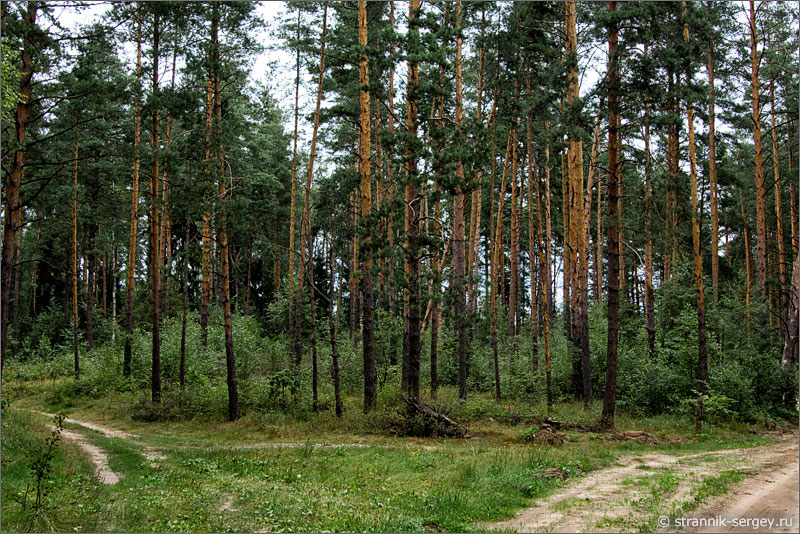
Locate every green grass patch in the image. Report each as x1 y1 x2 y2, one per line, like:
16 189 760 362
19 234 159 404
1 379 790 533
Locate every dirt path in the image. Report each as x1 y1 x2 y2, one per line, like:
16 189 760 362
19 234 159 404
52 425 120 485
37 411 137 439
489 440 798 533
679 443 799 533
35 410 165 471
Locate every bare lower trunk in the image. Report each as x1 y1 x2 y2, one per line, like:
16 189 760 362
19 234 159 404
87 230 95 351
782 253 799 366
708 38 720 330
12 226 22 357
2 2 36 373
684 4 709 433
72 114 81 380
150 12 161 404
749 0 767 331
542 123 554 408
491 125 515 404
288 8 301 363
566 0 590 407
401 1 421 400
328 233 342 417
309 237 319 411
526 109 538 370
211 6 237 420
357 1 376 411
180 216 189 391
600 1 619 430
124 15 142 375
770 81 788 344
741 189 753 333
643 48 656 358
453 0 468 400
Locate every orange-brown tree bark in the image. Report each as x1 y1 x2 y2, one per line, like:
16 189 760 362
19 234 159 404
357 0 376 411
749 0 768 330
769 81 787 341
1 1 36 373
453 0 469 399
401 0 421 400
211 4 238 420
200 78 213 348
124 13 142 376
72 115 80 380
600 0 620 430
149 11 162 404
708 38 720 322
288 8 301 363
565 0 590 407
683 3 709 433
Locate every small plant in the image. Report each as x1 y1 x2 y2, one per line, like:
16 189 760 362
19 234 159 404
265 369 298 408
25 414 65 512
520 425 539 441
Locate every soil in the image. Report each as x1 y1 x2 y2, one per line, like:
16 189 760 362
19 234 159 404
36 410 165 475
678 442 799 533
490 439 798 533
53 425 120 485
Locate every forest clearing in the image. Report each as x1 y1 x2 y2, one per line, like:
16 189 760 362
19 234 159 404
1 1 798 533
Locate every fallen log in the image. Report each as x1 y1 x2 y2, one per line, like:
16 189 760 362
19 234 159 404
390 395 469 438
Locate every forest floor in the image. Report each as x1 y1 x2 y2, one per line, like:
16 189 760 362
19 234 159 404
1 379 797 533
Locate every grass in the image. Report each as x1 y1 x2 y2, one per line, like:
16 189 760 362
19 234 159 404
0 378 789 533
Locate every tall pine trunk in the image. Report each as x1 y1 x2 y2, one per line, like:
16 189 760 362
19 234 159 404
180 216 189 390
288 9 301 364
453 0 469 400
12 225 22 357
212 5 238 420
467 12 485 321
600 1 620 430
707 37 720 328
72 114 81 380
200 78 213 348
401 0 421 400
684 3 709 433
328 232 343 416
740 189 753 333
784 121 798 364
386 1 398 367
540 122 554 408
491 127 514 403
749 0 768 331
124 13 142 376
526 124 538 370
357 1 377 411
1 1 36 372
87 222 96 351
644 41 655 357
160 48 177 316
297 3 328 407
150 12 162 404
770 81 788 344
565 0 590 407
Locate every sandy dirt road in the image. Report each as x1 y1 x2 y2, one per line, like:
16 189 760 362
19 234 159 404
679 442 798 533
489 439 798 533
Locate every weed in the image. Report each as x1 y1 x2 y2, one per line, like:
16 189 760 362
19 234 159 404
25 414 65 512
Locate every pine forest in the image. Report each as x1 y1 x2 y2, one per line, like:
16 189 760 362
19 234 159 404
1 2 798 533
